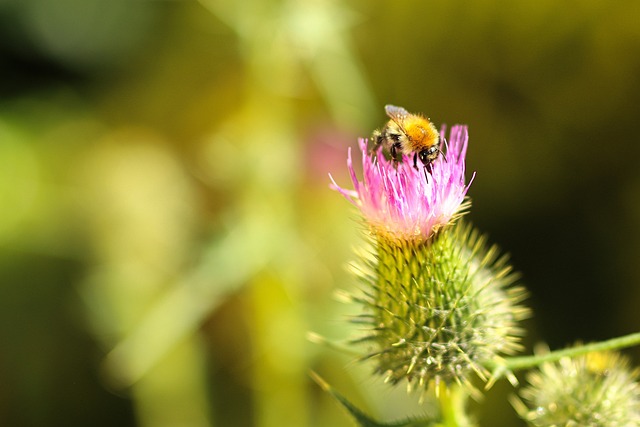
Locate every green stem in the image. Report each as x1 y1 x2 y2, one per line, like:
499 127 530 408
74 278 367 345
438 383 472 427
488 331 640 374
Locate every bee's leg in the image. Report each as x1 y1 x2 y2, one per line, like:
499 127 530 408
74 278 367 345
422 162 434 182
370 150 379 165
425 162 433 175
390 143 403 167
373 132 382 151
424 162 436 182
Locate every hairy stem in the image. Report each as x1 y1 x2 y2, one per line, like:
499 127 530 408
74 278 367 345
488 331 640 375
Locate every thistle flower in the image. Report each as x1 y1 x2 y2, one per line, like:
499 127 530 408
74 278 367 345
331 125 529 397
330 125 473 242
515 351 640 426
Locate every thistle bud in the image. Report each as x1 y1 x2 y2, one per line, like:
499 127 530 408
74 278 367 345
516 351 640 426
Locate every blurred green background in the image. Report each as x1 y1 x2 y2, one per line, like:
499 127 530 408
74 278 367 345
1 0 640 426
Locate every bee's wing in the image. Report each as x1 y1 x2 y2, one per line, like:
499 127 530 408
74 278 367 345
384 105 409 123
384 105 409 135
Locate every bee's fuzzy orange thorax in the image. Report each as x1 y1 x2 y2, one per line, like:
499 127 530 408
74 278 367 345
403 115 439 152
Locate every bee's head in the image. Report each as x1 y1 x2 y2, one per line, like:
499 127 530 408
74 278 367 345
418 145 440 166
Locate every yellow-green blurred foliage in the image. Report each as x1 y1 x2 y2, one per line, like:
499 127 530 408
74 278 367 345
1 1 640 426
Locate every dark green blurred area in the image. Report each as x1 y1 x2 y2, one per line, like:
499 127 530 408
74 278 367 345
1 0 640 426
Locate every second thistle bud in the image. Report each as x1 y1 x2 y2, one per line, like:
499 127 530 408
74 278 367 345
516 351 640 426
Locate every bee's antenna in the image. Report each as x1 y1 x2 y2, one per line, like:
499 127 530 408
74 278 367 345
439 148 448 163
423 166 429 183
440 137 449 163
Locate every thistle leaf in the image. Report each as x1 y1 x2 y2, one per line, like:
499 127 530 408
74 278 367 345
310 372 440 427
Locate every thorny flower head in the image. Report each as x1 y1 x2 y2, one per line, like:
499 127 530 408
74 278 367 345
330 125 474 242
330 123 528 397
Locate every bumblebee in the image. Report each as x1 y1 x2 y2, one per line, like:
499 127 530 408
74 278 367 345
372 104 445 176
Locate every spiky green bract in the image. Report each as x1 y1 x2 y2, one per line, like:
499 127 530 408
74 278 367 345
350 221 529 396
516 351 640 427
310 372 440 427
